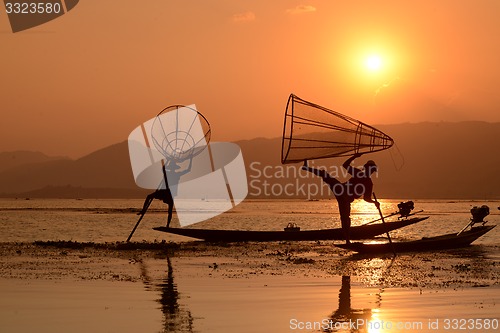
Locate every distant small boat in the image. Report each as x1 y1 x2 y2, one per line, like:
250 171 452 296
336 225 495 254
153 217 428 242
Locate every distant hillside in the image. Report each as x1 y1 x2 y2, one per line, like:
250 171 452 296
0 142 139 197
239 122 500 199
0 151 69 173
1 122 499 199
375 122 500 199
16 185 149 199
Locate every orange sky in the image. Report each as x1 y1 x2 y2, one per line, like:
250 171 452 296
1 0 499 157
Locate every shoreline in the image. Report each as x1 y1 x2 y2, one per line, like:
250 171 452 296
1 241 498 289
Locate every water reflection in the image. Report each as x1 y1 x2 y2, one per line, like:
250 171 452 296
325 276 382 333
141 257 194 333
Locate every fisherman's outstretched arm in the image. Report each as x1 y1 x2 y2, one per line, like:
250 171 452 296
363 185 380 208
343 153 363 175
342 155 358 169
363 183 375 203
179 157 194 176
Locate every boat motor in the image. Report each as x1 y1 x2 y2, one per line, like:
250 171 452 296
284 223 300 232
470 205 489 224
397 201 415 218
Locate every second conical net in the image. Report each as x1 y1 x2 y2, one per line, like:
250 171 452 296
281 94 394 164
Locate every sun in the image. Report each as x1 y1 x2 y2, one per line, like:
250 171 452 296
365 55 382 71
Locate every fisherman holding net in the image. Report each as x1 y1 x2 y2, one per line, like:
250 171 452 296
137 158 192 228
302 153 380 244
281 94 394 244
135 105 211 226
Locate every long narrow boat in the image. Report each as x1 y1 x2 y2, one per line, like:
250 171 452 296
336 225 495 254
153 216 428 242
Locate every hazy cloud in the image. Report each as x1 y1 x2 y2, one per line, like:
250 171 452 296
232 11 256 23
372 77 408 107
374 77 401 99
286 5 317 15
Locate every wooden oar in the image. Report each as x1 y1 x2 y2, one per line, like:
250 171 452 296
373 192 396 256
360 211 399 226
457 219 475 236
126 195 153 242
361 209 424 226
128 160 169 242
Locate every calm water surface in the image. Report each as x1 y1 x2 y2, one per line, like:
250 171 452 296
1 199 499 333
0 198 498 245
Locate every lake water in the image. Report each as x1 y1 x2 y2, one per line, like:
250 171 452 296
1 198 499 333
0 198 498 246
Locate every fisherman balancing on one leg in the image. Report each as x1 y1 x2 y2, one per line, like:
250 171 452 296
138 158 193 227
302 153 380 244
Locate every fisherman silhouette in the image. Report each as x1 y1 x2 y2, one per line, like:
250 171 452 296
327 276 373 330
302 153 379 244
138 158 193 227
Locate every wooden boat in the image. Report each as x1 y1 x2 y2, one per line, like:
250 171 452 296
336 225 495 254
153 216 428 242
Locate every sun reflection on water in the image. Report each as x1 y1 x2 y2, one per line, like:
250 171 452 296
359 258 386 285
367 309 383 333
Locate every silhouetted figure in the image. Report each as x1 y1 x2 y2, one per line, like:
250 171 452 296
302 153 379 244
332 276 352 320
327 276 373 333
138 188 174 226
139 257 194 332
138 158 192 227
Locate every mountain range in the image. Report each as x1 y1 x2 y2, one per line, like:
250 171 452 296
0 122 499 199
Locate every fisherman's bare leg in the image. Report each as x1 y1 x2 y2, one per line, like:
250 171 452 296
164 191 174 228
303 160 351 242
338 198 352 244
166 202 174 228
138 193 155 215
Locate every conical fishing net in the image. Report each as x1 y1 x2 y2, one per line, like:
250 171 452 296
151 105 211 162
281 94 394 164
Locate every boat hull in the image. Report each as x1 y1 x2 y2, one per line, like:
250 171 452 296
153 217 428 242
336 225 496 254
